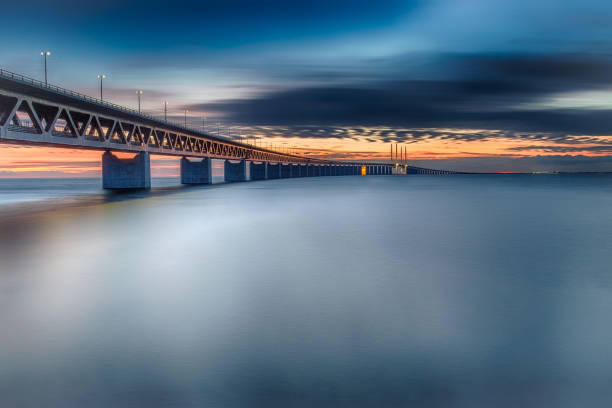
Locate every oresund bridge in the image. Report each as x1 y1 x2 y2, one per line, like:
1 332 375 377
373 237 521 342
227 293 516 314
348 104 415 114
0 69 456 189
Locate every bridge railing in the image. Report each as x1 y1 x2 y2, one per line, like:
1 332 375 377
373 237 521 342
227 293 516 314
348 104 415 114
0 68 395 166
0 67 317 161
0 68 154 120
0 68 250 145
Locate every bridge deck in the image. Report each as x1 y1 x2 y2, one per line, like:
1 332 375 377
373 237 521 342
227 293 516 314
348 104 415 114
0 69 392 167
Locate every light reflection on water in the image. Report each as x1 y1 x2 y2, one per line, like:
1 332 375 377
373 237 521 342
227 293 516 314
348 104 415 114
1 174 612 407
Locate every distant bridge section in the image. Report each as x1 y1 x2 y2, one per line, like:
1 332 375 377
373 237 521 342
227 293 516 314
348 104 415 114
405 166 462 175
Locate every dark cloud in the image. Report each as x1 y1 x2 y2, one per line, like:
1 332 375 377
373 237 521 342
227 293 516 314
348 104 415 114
189 52 612 142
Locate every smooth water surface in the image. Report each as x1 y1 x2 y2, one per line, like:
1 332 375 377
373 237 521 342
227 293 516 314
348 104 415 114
1 174 612 407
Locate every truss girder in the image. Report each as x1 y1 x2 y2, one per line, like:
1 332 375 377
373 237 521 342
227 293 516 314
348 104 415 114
0 88 381 167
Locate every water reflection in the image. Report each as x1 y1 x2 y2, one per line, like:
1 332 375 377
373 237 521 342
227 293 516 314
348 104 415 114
1 175 612 407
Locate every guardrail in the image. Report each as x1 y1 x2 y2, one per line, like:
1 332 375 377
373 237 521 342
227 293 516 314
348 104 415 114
0 68 154 120
0 68 247 147
0 68 395 166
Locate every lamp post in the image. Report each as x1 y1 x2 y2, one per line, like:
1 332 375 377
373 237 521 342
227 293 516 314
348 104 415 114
184 109 188 127
97 74 106 100
136 90 143 113
202 116 206 133
164 101 168 122
40 51 51 86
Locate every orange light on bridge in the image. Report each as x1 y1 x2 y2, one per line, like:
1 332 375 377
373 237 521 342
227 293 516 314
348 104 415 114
361 165 366 176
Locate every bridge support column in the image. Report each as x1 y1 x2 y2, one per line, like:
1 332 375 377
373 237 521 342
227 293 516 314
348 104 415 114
290 164 300 177
181 157 212 185
225 159 248 182
102 151 151 190
281 163 291 178
250 161 268 180
268 163 281 179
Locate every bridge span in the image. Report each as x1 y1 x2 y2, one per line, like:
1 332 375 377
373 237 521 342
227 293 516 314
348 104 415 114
0 69 448 188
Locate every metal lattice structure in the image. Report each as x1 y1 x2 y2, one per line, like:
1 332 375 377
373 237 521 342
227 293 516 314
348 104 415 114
0 69 373 165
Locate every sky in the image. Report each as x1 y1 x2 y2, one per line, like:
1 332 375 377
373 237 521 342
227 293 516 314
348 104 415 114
2 0 612 175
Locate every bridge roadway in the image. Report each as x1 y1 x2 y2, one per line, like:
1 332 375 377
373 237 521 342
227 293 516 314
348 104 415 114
0 69 452 188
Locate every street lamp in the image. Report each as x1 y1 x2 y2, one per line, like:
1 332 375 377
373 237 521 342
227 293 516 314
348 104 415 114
40 51 51 86
164 101 168 122
184 109 188 127
97 74 106 100
202 116 206 133
136 90 143 113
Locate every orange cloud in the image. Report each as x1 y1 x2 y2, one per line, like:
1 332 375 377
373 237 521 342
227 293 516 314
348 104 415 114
1 129 612 177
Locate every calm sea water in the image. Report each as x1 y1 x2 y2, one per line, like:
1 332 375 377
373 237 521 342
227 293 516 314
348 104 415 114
1 174 612 407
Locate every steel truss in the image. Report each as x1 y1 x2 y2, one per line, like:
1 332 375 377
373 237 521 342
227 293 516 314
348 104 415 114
0 82 344 165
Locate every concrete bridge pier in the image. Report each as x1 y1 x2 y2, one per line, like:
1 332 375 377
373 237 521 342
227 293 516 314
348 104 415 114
307 165 314 177
225 159 248 182
102 151 151 189
250 161 268 180
281 163 291 178
290 164 300 177
180 156 212 185
268 162 281 179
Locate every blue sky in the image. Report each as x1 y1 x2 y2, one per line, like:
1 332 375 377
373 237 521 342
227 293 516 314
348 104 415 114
2 0 612 172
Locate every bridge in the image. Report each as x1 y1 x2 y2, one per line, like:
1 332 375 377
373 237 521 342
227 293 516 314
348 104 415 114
0 69 450 188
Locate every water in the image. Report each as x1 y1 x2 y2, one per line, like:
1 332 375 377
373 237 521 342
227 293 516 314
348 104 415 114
1 174 612 407
0 177 181 206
